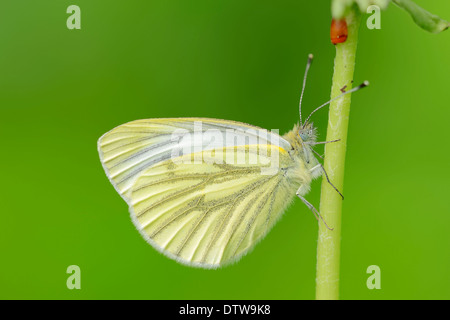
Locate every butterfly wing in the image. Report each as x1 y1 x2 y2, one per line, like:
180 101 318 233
129 145 296 268
98 118 291 201
98 118 296 268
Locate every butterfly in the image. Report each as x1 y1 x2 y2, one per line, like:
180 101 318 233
97 54 368 268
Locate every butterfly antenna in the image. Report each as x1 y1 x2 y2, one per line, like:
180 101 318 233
302 81 369 128
299 54 314 126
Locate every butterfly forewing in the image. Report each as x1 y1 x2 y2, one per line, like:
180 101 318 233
98 118 291 201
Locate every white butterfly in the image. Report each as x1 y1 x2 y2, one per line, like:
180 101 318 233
98 55 368 268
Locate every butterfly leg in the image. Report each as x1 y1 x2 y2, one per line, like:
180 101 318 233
301 141 310 163
319 163 344 200
310 147 324 160
306 147 344 200
295 191 334 231
303 138 340 146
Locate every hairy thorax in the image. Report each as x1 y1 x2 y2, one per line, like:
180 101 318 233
282 124 322 194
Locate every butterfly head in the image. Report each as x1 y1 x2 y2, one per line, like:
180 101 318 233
298 122 317 143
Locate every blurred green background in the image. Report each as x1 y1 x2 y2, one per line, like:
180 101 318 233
0 0 449 300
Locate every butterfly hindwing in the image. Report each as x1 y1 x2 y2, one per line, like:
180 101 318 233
128 145 296 268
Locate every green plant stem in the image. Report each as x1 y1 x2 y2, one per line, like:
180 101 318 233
315 7 361 300
392 0 449 33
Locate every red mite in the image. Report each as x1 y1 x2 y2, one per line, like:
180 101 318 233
330 19 348 44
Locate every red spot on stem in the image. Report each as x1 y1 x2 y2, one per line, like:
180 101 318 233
330 19 348 45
